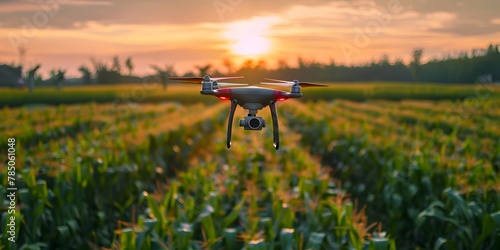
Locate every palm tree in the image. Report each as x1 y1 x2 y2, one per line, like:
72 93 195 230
222 58 234 75
54 69 66 91
125 56 134 76
410 49 423 82
78 65 92 84
196 64 212 76
27 64 41 92
151 64 175 92
111 56 121 74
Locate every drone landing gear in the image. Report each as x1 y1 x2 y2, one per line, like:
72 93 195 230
269 101 279 150
227 99 238 148
226 100 279 150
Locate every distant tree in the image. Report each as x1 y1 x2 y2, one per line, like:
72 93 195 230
486 44 498 55
394 58 405 66
458 51 469 59
0 64 23 87
222 58 234 75
27 65 41 92
90 57 107 74
410 49 423 82
379 54 390 65
277 59 289 69
54 70 66 91
151 64 175 92
196 64 212 76
90 57 122 84
182 71 195 77
297 57 307 69
49 69 57 79
255 59 267 70
111 56 121 74
240 60 254 70
78 65 92 84
125 56 134 76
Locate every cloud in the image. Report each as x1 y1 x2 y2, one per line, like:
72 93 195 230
0 0 333 29
67 1 113 6
0 0 499 75
0 0 499 36
0 1 40 13
431 22 500 36
423 11 456 29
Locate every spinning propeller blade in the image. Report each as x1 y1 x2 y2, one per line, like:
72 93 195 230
218 82 248 87
264 78 292 83
169 76 244 83
261 78 327 88
168 77 203 83
260 82 294 87
294 82 328 87
212 76 244 81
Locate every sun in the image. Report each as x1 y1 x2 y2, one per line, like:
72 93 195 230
231 36 270 56
223 17 277 57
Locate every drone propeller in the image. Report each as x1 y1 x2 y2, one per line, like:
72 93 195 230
169 75 244 83
261 78 328 88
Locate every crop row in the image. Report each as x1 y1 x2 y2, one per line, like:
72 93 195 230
113 109 392 249
0 103 227 249
1 103 391 249
280 100 500 248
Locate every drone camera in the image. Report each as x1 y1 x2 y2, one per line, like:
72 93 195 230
239 116 266 130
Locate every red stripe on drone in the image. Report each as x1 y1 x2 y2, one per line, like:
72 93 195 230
276 91 288 101
218 88 232 101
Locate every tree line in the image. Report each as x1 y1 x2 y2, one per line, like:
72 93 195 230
85 44 500 85
0 44 498 91
227 44 499 84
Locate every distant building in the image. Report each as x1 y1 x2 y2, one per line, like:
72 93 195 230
0 64 24 87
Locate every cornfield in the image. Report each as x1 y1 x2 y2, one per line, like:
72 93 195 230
0 98 499 249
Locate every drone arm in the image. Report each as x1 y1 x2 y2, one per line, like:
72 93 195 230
269 101 279 150
227 99 238 148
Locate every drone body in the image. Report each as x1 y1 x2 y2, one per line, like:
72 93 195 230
206 86 301 112
169 75 326 149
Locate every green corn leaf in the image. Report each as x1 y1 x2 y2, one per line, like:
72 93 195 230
18 188 30 204
281 204 295 229
176 223 194 250
97 211 106 225
145 194 166 234
305 232 325 250
280 228 295 250
199 205 216 241
67 219 79 234
259 217 275 242
434 237 447 250
473 214 497 249
491 211 500 226
57 225 70 238
223 228 238 250
120 228 136 250
443 188 470 221
369 237 390 250
223 199 244 228
248 238 266 250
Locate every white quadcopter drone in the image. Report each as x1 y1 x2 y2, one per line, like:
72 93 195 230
169 75 327 149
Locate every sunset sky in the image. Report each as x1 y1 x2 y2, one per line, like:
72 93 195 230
0 0 499 77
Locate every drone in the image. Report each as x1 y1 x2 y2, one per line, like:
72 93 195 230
169 75 327 149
